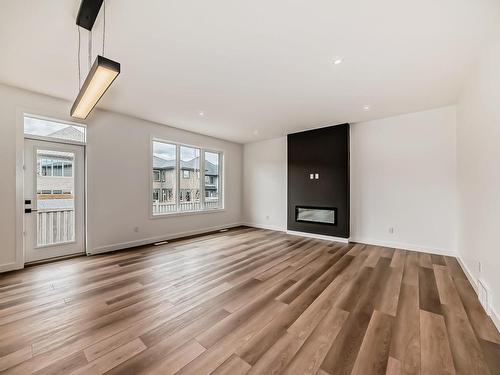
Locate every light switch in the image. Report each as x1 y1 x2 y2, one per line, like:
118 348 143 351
310 173 314 179
315 173 319 179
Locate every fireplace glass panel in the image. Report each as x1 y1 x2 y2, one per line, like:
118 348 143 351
296 207 336 225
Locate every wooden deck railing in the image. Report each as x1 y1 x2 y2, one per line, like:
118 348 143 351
37 209 74 246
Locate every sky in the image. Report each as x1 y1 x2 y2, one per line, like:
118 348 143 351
153 141 219 165
25 116 85 137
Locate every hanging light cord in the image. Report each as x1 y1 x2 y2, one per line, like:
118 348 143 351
102 0 106 56
88 27 92 71
76 0 106 91
77 25 81 90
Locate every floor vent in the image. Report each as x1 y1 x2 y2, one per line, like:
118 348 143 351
478 278 491 315
154 241 169 246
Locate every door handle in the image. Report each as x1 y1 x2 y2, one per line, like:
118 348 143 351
24 208 38 213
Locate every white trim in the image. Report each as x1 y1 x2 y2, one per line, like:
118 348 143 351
455 256 500 334
15 108 25 271
23 134 86 147
286 230 349 243
456 256 478 292
350 237 457 257
15 109 88 271
243 222 286 232
90 222 243 254
0 262 23 274
491 306 500 333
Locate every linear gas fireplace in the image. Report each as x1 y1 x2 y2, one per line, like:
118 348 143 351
287 124 349 238
296 206 337 226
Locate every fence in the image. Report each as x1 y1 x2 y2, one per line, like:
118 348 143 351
37 209 74 246
36 200 221 246
153 199 220 214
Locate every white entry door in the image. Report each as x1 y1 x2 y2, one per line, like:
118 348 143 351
24 139 85 263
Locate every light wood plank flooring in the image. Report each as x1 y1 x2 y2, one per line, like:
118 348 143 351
0 227 499 374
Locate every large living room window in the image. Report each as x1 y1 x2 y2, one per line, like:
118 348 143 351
152 140 223 215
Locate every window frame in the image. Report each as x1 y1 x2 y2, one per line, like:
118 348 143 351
150 137 224 218
24 114 87 146
153 170 161 182
37 157 73 178
63 161 73 177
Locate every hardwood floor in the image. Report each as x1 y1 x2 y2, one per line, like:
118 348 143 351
0 227 499 374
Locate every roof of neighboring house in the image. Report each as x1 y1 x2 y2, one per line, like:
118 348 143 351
153 156 218 175
47 126 85 142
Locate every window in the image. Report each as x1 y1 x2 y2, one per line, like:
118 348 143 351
153 170 161 182
204 151 221 209
179 146 200 210
53 161 63 176
180 189 193 202
161 188 172 202
152 142 177 214
40 158 51 176
37 156 73 177
152 140 223 215
24 116 86 143
63 162 73 177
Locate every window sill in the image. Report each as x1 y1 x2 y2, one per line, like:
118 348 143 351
150 208 226 219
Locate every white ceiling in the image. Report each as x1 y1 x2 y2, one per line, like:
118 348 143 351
1 0 499 143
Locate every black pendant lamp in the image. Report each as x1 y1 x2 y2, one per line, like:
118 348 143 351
71 0 121 119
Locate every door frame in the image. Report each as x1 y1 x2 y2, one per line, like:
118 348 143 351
14 109 88 271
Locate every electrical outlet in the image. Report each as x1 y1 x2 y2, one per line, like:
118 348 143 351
388 227 394 234
134 226 139 233
265 215 270 220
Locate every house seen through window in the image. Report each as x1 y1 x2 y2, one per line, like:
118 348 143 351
152 141 222 215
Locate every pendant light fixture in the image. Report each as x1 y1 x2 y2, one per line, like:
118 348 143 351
71 0 121 119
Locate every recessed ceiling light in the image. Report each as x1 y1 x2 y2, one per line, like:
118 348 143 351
363 105 371 111
333 58 343 65
198 111 205 117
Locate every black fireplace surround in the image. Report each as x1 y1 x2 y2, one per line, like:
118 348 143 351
287 124 350 238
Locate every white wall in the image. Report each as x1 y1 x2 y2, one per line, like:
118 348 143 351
243 137 287 231
456 25 500 324
0 84 243 272
242 107 458 254
350 106 457 254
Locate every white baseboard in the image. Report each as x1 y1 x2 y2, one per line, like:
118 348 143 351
456 256 478 292
491 306 500 333
242 224 349 243
0 262 23 273
286 230 349 243
91 222 244 254
242 222 286 232
455 256 500 333
350 237 457 257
